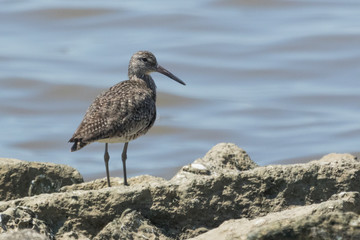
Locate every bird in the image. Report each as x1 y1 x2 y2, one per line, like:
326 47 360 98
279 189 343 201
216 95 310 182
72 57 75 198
69 51 185 187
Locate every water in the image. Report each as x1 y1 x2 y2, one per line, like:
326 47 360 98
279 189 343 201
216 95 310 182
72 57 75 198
1 0 359 181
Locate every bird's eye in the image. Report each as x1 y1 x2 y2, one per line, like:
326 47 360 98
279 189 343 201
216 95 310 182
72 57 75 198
141 57 148 62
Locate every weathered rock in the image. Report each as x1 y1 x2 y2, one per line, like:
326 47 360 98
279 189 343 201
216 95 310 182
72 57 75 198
0 229 49 240
94 208 169 240
0 143 358 239
0 206 53 239
190 191 360 240
60 175 167 192
179 143 257 176
0 158 83 201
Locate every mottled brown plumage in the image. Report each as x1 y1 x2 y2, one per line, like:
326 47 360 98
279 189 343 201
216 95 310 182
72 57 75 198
69 51 185 186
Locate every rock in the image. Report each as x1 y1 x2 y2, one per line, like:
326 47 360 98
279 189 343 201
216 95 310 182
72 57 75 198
190 191 360 240
60 175 167 192
0 158 83 201
0 206 53 239
0 143 358 239
94 208 169 240
178 143 257 177
0 229 49 240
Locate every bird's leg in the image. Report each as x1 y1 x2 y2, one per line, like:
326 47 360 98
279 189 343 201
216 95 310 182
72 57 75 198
122 142 129 186
104 143 111 187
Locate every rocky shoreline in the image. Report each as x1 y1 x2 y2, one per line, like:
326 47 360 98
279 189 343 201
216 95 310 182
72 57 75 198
0 143 359 239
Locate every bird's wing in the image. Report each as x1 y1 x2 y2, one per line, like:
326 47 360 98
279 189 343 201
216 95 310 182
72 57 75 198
69 82 156 143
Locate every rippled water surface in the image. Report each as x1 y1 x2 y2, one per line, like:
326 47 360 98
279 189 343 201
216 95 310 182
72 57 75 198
1 0 359 181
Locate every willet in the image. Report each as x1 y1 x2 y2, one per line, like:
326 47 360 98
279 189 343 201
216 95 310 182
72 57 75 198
69 51 185 186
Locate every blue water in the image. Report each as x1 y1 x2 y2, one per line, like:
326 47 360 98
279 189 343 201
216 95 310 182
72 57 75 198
1 0 359 181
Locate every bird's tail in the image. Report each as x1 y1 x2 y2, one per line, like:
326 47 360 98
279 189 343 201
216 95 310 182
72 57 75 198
69 138 88 152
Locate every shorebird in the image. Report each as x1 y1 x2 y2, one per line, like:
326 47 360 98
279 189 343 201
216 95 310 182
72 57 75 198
69 51 185 187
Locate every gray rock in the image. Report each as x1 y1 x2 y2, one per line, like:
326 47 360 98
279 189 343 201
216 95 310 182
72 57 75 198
0 143 358 239
178 143 257 176
60 175 167 192
0 158 83 201
0 229 49 240
190 191 360 240
0 206 53 239
94 208 169 240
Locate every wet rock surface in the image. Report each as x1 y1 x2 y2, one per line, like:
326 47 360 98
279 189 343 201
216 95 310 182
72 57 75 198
0 143 359 239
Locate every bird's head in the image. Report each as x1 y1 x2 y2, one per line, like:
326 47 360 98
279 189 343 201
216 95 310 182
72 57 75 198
128 51 185 85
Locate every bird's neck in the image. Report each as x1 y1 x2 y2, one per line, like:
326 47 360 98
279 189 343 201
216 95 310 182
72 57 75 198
129 74 157 100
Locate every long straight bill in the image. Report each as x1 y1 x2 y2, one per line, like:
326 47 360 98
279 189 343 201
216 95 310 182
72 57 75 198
157 65 186 85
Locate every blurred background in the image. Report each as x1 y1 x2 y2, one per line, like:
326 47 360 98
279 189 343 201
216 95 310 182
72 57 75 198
0 0 359 181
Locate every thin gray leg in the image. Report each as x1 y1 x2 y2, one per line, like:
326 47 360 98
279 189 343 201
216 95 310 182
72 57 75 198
104 143 111 187
122 142 129 186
